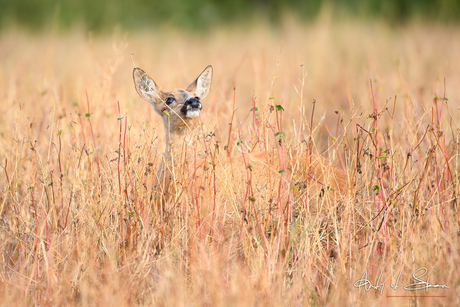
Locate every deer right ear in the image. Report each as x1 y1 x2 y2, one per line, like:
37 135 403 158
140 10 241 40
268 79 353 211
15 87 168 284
133 68 160 103
186 65 213 99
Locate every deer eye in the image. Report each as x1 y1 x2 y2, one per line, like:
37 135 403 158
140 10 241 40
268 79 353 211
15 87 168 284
166 97 175 105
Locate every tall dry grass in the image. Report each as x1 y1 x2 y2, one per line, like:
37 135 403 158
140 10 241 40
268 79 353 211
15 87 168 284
0 20 459 306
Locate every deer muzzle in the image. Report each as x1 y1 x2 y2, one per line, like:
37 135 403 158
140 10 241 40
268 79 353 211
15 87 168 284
181 97 202 118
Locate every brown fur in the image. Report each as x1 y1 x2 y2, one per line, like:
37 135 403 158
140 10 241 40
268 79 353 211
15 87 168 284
133 66 348 210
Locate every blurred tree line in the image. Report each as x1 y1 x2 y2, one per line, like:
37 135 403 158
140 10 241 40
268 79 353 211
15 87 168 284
0 0 459 32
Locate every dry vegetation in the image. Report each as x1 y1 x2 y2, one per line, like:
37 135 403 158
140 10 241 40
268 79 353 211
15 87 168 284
0 20 459 306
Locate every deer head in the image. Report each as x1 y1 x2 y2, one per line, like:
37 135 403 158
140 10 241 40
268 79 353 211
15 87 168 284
133 65 213 135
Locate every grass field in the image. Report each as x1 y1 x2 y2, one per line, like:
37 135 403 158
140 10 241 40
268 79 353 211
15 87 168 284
1 19 459 306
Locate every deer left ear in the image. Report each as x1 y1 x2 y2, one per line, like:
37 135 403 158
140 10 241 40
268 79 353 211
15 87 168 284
186 65 213 99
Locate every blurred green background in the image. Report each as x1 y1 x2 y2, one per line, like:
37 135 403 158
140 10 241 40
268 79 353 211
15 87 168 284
0 0 459 32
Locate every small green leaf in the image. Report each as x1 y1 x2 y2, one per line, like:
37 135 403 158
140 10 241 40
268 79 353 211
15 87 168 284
376 155 388 159
85 113 92 117
247 165 253 171
290 185 297 191
268 97 274 100
28 186 34 190
373 185 380 191
248 196 255 202
129 211 135 216
57 130 62 136
278 170 286 174
275 105 284 111
250 107 258 112
163 110 170 117
117 115 124 120
331 136 337 141
48 182 53 186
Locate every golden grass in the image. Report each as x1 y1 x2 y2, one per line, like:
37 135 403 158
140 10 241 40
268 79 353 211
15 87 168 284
0 19 459 306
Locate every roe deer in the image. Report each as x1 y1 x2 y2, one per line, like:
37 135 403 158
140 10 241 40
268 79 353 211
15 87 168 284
133 66 348 211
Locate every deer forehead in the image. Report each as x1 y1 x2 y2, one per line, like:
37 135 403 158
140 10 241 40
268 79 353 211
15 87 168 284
168 89 195 103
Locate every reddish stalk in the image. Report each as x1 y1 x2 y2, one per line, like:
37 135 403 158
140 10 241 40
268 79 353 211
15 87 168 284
226 86 237 158
57 131 64 227
236 130 251 261
251 96 261 150
85 89 101 174
121 115 128 258
193 141 202 241
77 104 89 170
211 142 217 238
304 100 316 213
117 102 123 198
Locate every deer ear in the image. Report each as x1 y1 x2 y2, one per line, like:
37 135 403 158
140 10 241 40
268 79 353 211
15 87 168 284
133 68 161 103
186 65 213 99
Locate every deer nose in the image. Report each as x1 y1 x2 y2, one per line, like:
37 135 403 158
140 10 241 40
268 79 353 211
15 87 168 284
186 98 202 110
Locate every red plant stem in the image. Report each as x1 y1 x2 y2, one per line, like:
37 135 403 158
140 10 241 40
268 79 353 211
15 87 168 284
85 89 101 174
430 105 443 223
268 112 286 221
252 96 261 149
370 80 390 257
226 87 237 158
118 115 143 222
211 145 217 237
57 132 64 227
116 102 124 248
77 105 89 174
356 124 360 174
267 110 290 252
238 131 268 253
441 80 448 227
370 80 380 210
236 130 250 261
122 115 128 256
193 141 202 241
304 101 316 213
275 106 285 201
117 102 122 197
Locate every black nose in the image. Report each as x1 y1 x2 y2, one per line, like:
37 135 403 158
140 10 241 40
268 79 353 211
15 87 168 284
186 97 202 109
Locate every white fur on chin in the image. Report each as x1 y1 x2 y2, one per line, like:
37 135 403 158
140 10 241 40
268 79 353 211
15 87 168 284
186 110 200 118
